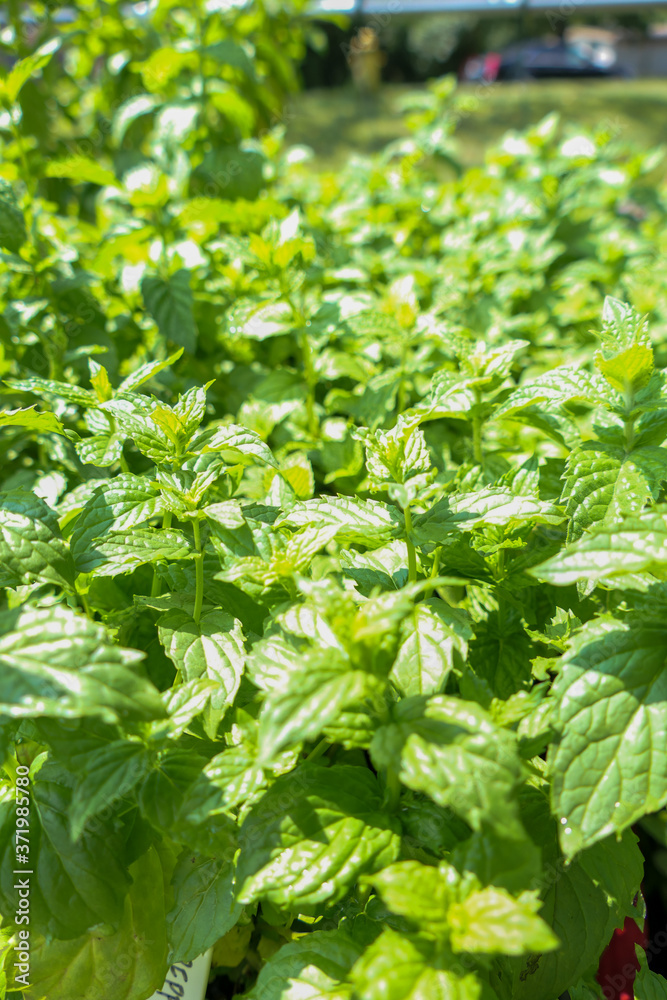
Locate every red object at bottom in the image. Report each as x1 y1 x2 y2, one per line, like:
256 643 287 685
596 917 648 1000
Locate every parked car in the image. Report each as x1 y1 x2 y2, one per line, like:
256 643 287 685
462 35 629 82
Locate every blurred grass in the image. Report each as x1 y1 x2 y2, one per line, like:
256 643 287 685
285 79 667 169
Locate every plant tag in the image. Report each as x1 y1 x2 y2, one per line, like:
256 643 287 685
148 950 213 1000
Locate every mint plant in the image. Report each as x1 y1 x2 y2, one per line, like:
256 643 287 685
1 297 666 1000
2 8 667 998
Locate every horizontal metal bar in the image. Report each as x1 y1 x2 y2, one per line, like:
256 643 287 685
309 0 667 15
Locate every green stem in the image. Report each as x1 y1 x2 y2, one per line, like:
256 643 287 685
404 505 418 583
151 510 173 597
385 767 401 811
472 388 484 467
623 389 635 452
356 883 372 911
156 216 170 280
193 516 204 625
424 545 441 598
79 591 92 620
11 118 33 204
195 3 207 107
287 291 318 437
305 738 330 762
624 419 635 451
299 327 318 437
397 341 409 415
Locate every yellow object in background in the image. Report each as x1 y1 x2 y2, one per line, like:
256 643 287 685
348 28 386 95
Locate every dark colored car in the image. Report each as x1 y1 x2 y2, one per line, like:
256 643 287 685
495 36 629 80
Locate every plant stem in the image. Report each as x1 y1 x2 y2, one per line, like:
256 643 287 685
472 388 484 466
404 505 418 582
193 516 204 625
305 737 330 761
385 767 401 811
356 883 371 911
299 327 318 437
287 290 318 437
424 545 441 598
11 118 33 204
397 341 409 415
624 418 635 451
151 511 173 597
623 389 635 452
79 591 92 619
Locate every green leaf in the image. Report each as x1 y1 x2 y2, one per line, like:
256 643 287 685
419 371 478 420
531 506 667 586
173 769 248 850
229 298 293 341
101 397 174 464
69 740 152 840
469 609 533 700
635 955 667 1000
0 765 131 939
0 404 65 435
203 38 255 77
167 849 241 964
192 422 277 468
88 361 113 403
75 432 124 468
598 296 650 354
577 827 644 920
359 414 432 492
237 764 400 908
276 496 402 547
510 823 642 1000
494 365 608 419
6 376 95 406
391 599 471 697
111 93 160 144
2 38 61 103
0 181 27 253
350 929 487 1000
141 269 197 352
245 930 361 1000
257 655 384 763
550 618 667 855
597 343 654 395
561 442 654 541
45 156 118 188
89 527 191 577
0 490 75 590
448 887 558 955
200 743 267 812
371 696 524 837
450 827 542 894
370 860 454 936
17 845 169 1000
117 349 184 393
157 608 245 707
0 603 165 723
69 474 166 574
412 488 563 545
138 749 207 833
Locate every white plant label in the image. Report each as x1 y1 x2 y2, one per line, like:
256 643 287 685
148 950 213 1000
